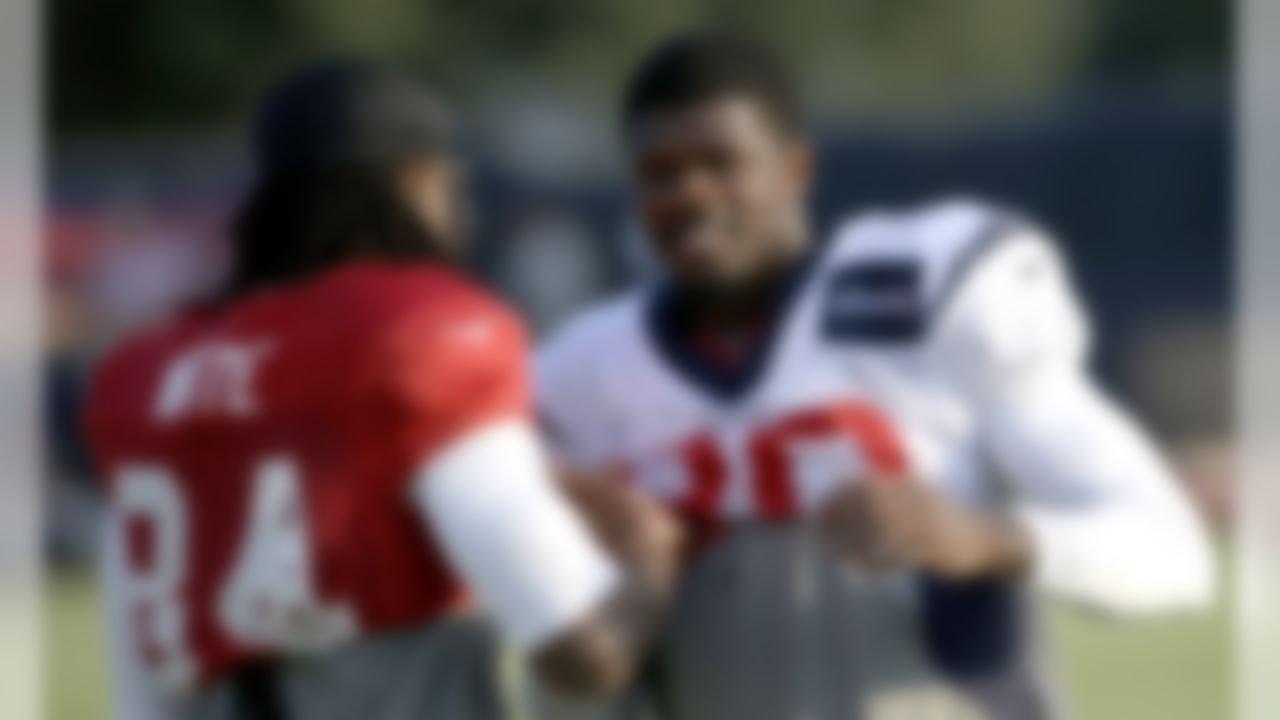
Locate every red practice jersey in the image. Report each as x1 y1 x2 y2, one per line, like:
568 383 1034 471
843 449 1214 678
84 262 529 694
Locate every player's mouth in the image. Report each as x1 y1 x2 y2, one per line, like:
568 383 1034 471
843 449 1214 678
664 215 733 268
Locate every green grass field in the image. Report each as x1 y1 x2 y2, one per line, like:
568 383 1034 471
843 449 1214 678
46 555 1231 720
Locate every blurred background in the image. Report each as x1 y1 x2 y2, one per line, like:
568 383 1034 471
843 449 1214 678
45 1 1231 718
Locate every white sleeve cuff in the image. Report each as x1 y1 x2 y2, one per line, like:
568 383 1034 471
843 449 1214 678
1016 499 1214 616
413 419 620 650
982 367 1213 615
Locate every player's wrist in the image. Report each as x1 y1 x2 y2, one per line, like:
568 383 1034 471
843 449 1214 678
947 510 1033 580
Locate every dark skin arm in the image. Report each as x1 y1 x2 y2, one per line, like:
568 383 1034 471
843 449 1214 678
817 476 1032 581
532 469 683 696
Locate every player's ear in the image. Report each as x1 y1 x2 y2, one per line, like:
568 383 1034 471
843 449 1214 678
784 138 814 199
396 155 466 258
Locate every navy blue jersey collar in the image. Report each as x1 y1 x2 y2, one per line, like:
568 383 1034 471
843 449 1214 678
644 241 826 404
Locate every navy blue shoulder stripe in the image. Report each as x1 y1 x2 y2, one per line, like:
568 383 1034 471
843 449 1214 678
819 211 1020 346
929 212 1019 321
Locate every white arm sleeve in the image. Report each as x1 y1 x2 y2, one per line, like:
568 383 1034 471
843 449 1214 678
937 225 1214 615
98 514 176 720
412 419 620 650
986 368 1215 615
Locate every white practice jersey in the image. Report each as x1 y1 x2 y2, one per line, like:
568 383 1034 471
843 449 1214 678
535 199 1213 720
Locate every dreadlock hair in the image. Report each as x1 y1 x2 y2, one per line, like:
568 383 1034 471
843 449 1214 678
226 162 445 295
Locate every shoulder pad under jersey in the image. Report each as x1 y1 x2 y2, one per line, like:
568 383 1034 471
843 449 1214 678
816 198 1025 345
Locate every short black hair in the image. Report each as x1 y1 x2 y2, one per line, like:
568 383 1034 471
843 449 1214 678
622 31 803 135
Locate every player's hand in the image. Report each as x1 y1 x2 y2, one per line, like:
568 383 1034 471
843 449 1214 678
536 468 684 697
816 477 1031 581
558 466 685 593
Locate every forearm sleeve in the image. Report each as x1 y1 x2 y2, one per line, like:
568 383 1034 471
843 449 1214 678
985 370 1214 615
412 419 620 650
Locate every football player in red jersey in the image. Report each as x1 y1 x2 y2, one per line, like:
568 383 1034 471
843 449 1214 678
84 61 680 720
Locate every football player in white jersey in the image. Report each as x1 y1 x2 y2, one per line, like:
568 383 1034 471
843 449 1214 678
534 31 1214 720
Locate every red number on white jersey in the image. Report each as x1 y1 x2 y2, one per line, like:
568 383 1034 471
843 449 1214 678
669 402 909 520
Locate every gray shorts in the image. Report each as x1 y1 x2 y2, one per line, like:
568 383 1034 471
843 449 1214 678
533 524 1063 720
178 615 511 720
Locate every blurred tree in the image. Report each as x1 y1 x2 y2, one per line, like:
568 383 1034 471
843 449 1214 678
1086 0 1227 82
49 0 1226 138
50 0 293 133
